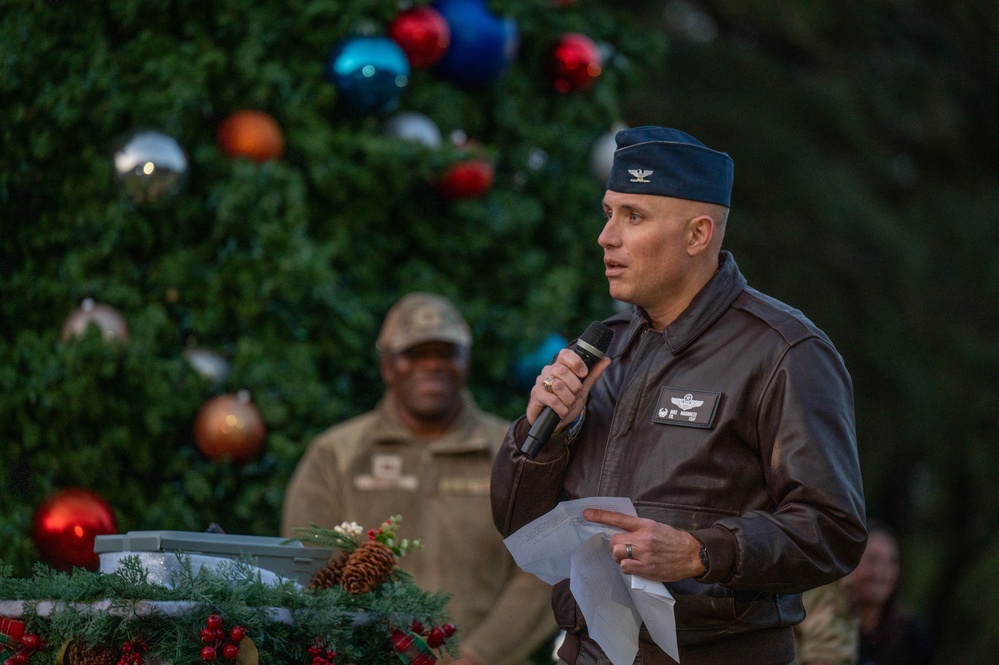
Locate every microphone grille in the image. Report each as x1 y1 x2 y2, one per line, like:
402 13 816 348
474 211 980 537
580 321 614 354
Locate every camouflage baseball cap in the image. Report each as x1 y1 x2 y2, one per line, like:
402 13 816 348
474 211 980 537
376 292 472 354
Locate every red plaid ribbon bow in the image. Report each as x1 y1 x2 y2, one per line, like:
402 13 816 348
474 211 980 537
389 629 437 665
1 617 26 660
1 617 42 664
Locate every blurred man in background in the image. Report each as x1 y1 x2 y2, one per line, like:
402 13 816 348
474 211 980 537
283 292 556 665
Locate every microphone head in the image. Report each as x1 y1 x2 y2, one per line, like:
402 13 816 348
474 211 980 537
580 321 613 354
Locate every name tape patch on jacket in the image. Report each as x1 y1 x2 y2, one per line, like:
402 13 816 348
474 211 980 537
652 387 720 428
354 453 419 491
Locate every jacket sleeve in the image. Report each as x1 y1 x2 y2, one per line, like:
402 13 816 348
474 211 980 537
459 567 558 665
491 417 573 537
280 439 343 538
692 337 867 590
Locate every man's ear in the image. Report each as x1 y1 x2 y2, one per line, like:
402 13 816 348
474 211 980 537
687 214 715 256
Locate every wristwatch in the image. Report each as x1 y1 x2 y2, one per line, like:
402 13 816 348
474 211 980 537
698 543 710 576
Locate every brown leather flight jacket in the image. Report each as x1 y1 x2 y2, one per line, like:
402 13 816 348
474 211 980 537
492 251 867 665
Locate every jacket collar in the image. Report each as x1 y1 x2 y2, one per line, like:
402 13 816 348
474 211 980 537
621 250 747 354
368 390 493 453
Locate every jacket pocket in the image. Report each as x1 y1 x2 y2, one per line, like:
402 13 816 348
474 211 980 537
552 579 585 632
667 580 800 645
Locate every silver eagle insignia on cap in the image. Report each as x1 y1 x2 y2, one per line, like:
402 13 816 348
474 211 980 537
628 169 654 183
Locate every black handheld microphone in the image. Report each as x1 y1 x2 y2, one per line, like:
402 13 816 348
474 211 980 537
520 321 614 458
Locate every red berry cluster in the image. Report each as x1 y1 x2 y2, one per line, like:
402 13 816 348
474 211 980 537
198 614 246 662
2 632 42 665
409 621 455 649
117 638 149 665
306 637 335 665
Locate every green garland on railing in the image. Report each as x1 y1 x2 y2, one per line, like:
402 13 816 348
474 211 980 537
0 554 454 665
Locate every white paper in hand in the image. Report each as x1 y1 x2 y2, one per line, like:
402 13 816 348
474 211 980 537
570 534 640 665
502 497 635 584
503 498 679 664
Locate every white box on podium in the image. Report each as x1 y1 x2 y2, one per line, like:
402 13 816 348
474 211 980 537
94 530 331 587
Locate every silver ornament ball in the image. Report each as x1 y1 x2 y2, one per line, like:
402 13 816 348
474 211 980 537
112 129 188 203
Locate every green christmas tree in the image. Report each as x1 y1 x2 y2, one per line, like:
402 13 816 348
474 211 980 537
0 0 661 574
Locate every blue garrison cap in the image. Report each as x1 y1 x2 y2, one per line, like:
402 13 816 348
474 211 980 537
605 126 734 207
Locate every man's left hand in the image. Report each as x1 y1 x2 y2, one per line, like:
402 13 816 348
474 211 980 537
584 508 705 581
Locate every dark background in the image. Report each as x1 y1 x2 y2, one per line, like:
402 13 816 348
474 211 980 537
624 2 999 661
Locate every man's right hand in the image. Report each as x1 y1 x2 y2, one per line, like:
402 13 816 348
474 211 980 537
527 348 611 432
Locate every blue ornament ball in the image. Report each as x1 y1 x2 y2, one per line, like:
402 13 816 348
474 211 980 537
512 332 570 392
432 0 518 89
327 36 411 115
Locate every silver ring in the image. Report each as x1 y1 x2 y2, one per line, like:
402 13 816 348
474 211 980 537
541 375 555 393
625 544 634 559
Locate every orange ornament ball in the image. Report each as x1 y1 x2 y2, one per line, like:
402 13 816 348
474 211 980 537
193 391 265 463
216 110 285 162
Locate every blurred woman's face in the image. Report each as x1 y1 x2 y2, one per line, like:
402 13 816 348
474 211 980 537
849 530 901 607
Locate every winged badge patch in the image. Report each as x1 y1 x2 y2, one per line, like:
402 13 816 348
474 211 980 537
671 394 703 410
628 169 653 183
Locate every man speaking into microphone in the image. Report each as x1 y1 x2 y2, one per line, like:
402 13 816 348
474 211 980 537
490 127 867 665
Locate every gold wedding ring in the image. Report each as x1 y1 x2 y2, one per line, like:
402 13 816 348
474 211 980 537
541 375 555 393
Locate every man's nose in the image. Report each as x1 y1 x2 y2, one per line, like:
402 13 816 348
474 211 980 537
598 217 618 247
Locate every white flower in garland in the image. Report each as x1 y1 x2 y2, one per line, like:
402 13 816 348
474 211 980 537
334 521 364 539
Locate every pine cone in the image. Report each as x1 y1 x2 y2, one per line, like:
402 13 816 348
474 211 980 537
309 550 350 590
67 643 117 665
341 541 396 594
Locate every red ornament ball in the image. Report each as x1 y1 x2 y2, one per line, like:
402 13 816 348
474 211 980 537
193 391 265 463
436 159 494 200
60 298 129 343
30 488 117 571
435 138 494 200
216 110 285 162
200 647 217 662
549 33 603 93
221 644 240 661
388 6 451 68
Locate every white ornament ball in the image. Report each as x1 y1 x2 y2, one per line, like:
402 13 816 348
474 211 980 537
382 111 442 148
183 347 232 386
589 122 627 183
